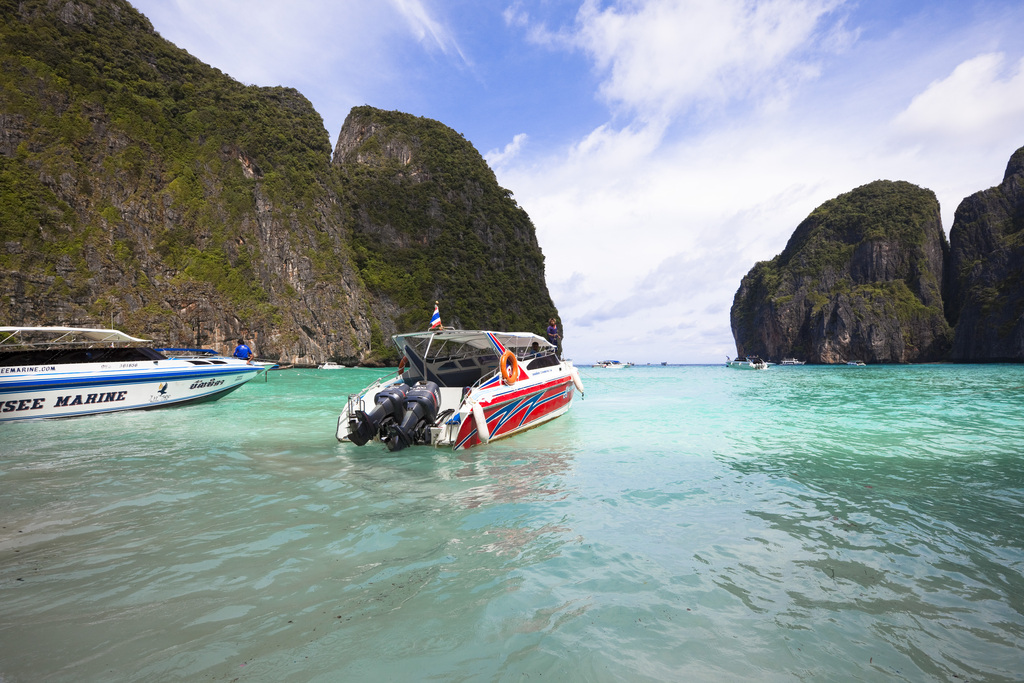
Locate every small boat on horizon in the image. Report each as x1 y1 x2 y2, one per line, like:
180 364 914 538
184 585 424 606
319 361 347 369
337 328 582 451
1 327 262 421
779 358 805 365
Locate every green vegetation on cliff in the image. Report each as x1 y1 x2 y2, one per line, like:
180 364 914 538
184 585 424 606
0 0 338 337
1 1 558 364
779 180 938 271
731 180 951 363
336 107 556 337
946 146 1024 360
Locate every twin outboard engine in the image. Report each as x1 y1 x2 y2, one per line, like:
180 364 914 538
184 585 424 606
347 383 409 446
385 381 441 452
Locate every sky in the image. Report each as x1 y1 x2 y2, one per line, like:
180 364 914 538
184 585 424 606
129 0 1024 364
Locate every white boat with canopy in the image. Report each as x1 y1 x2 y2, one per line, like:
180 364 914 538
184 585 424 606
0 327 262 421
337 328 583 451
594 360 632 368
726 355 769 370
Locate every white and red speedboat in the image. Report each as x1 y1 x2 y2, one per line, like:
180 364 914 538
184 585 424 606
337 329 583 451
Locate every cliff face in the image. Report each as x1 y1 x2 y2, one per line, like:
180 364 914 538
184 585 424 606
946 146 1024 361
333 107 557 344
0 0 367 365
0 1 557 365
731 181 952 363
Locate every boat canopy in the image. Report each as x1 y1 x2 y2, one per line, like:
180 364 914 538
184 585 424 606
392 329 554 388
393 329 551 358
0 327 150 347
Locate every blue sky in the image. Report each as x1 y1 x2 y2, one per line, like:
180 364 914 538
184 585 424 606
130 0 1024 363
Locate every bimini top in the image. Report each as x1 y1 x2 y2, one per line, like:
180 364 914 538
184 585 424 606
393 329 552 356
392 329 556 389
0 327 150 347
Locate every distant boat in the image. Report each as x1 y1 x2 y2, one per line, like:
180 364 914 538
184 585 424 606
846 360 866 366
319 361 346 370
661 361 668 366
726 356 768 370
779 358 805 365
594 360 633 369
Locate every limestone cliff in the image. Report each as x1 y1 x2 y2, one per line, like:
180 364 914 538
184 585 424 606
731 181 952 363
946 146 1024 361
0 0 369 365
0 0 558 366
333 107 557 349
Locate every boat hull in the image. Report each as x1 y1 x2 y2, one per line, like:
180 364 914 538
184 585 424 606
450 375 575 450
0 361 260 421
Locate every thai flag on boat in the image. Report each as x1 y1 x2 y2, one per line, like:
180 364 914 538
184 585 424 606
429 303 442 330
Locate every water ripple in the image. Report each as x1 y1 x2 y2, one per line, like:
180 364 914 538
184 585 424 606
2 366 1023 681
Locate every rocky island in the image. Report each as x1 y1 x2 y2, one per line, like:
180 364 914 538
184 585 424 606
731 146 1024 363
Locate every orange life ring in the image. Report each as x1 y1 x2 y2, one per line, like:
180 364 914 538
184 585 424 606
398 356 408 373
500 350 518 385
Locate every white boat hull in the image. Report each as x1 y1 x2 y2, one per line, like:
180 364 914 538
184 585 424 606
0 360 259 421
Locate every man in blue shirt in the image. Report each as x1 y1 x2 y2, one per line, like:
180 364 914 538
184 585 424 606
233 339 252 362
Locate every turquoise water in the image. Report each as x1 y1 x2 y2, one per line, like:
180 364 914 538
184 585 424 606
2 365 1023 682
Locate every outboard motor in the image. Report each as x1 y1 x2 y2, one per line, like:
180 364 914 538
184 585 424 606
347 383 409 446
385 381 441 452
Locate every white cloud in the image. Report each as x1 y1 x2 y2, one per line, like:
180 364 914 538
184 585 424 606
485 133 529 168
138 1 375 86
503 119 844 362
571 0 850 119
892 52 1024 145
390 0 468 61
502 3 530 30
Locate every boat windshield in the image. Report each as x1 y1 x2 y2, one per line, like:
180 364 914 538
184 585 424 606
0 326 163 366
0 346 166 366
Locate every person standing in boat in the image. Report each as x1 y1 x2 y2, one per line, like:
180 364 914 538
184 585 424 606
546 318 561 356
233 338 253 363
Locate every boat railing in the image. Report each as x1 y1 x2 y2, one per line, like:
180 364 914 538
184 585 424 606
467 367 501 395
344 375 387 417
344 370 408 417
